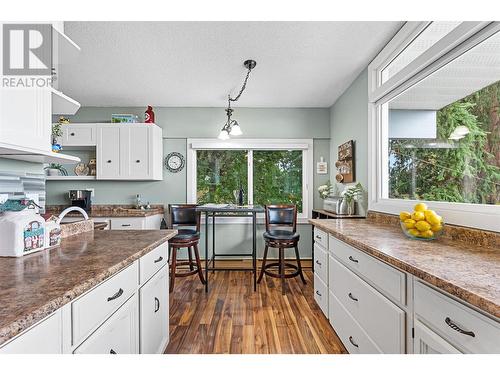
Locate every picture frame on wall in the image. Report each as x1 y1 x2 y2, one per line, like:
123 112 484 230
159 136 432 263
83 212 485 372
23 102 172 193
335 140 355 183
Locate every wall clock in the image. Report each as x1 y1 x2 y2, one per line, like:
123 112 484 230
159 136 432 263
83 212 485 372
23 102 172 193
164 152 185 173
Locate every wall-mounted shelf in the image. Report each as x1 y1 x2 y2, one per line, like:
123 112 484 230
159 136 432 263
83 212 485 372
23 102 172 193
0 143 81 164
51 88 81 115
46 175 96 181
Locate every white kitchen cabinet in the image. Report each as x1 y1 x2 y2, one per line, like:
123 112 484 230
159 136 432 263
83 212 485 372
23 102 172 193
414 320 461 354
110 215 163 230
95 124 162 181
139 266 169 353
61 124 96 146
73 296 139 354
0 311 62 354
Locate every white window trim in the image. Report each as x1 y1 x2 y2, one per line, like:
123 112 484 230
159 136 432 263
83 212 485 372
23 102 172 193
186 138 314 224
368 22 500 233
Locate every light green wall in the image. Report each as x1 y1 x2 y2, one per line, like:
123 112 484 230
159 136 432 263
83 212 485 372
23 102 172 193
0 159 44 174
47 106 331 258
329 70 369 215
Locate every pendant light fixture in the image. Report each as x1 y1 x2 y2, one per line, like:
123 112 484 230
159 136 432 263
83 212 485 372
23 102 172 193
218 59 257 140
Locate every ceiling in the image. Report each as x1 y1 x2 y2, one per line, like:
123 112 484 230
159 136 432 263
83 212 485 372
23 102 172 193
59 21 403 108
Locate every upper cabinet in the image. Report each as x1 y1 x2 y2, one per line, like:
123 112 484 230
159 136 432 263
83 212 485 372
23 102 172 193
60 123 163 181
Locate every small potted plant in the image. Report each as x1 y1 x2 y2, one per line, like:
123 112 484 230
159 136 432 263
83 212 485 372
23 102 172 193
44 163 68 177
318 180 333 200
51 123 63 152
341 183 363 215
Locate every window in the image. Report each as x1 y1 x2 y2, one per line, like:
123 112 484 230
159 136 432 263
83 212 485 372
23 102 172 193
187 139 313 218
369 22 500 231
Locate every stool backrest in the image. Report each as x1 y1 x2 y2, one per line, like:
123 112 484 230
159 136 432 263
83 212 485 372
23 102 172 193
168 204 200 231
265 204 297 232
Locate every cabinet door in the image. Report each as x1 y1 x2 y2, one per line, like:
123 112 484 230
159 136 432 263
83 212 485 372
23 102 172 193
74 296 139 354
127 127 151 179
414 320 461 354
97 127 121 179
62 125 96 146
140 267 169 353
0 311 62 354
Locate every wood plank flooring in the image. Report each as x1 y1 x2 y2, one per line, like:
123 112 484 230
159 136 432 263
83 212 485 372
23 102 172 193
165 269 347 354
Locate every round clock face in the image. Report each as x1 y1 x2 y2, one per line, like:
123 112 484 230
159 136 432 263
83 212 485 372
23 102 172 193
165 152 185 173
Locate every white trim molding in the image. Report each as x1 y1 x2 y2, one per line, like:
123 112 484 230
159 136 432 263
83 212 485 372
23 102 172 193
368 22 500 232
186 138 314 222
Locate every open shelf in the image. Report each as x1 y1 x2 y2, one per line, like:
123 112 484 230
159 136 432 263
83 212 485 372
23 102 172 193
0 143 81 164
51 88 81 115
46 175 96 181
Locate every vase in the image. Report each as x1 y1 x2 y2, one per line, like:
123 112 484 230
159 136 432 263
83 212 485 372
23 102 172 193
47 168 60 176
346 200 355 215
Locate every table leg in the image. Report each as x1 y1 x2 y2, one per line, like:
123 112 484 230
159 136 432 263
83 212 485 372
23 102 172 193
212 213 216 273
205 211 209 293
253 212 257 291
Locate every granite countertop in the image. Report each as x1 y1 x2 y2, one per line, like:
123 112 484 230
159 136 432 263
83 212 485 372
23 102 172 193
309 219 500 319
0 229 177 346
45 204 165 218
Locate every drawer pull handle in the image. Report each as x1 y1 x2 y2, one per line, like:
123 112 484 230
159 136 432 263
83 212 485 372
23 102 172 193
154 256 163 263
315 235 321 240
348 292 358 302
154 297 160 313
315 260 322 266
70 132 75 136
315 290 322 297
107 288 124 302
348 336 359 348
121 224 131 227
348 255 359 263
110 349 117 354
107 160 112 163
136 160 141 163
445 317 475 337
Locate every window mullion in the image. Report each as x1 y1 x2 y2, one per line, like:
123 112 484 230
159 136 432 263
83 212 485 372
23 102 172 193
247 150 253 205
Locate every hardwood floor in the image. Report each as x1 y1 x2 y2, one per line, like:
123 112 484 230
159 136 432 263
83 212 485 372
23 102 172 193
165 269 347 354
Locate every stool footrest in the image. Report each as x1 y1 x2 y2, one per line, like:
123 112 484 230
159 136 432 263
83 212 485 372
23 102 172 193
262 262 300 279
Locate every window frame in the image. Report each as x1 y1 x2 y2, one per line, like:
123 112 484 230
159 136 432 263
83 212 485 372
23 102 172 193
186 138 314 223
368 21 500 232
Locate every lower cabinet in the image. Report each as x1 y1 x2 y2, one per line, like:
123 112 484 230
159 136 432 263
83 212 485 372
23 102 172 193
140 268 169 354
74 296 139 354
413 320 461 354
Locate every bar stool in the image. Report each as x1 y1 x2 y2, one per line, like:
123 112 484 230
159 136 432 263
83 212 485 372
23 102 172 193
168 204 206 292
257 204 306 294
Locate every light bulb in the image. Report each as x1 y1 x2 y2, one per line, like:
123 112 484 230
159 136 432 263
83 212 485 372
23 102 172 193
229 123 242 136
218 129 230 140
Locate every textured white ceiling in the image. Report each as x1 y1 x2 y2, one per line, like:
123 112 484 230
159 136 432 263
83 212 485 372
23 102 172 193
60 21 402 108
390 28 500 110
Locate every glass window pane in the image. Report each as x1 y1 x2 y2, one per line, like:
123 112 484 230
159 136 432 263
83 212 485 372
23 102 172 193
253 150 303 211
381 22 462 84
386 31 500 205
196 150 248 204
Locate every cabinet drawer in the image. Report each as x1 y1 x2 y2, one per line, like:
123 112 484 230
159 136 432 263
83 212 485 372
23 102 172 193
63 125 96 146
0 311 62 354
414 281 500 354
313 227 328 249
111 218 145 230
74 296 139 354
329 256 405 353
328 292 381 354
139 242 168 284
72 262 138 345
313 243 328 284
314 273 328 318
329 236 406 304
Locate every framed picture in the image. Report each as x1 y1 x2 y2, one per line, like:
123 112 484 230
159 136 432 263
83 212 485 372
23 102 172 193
335 140 355 183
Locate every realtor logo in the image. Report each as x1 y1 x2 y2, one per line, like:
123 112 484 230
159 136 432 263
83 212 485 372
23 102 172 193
2 24 52 76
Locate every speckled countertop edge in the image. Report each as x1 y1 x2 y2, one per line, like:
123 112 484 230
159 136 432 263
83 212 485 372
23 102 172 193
0 230 177 346
309 219 499 319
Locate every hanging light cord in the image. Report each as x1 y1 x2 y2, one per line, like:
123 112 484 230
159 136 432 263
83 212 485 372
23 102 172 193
229 66 253 103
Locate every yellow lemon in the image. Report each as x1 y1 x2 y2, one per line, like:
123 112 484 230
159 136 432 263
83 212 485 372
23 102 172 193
411 211 425 221
403 219 416 229
408 229 420 237
414 203 428 212
431 223 443 233
399 211 411 221
415 220 431 232
424 210 442 225
420 230 434 239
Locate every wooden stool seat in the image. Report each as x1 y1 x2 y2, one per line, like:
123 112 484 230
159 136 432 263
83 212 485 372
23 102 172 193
168 204 206 292
257 205 306 294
